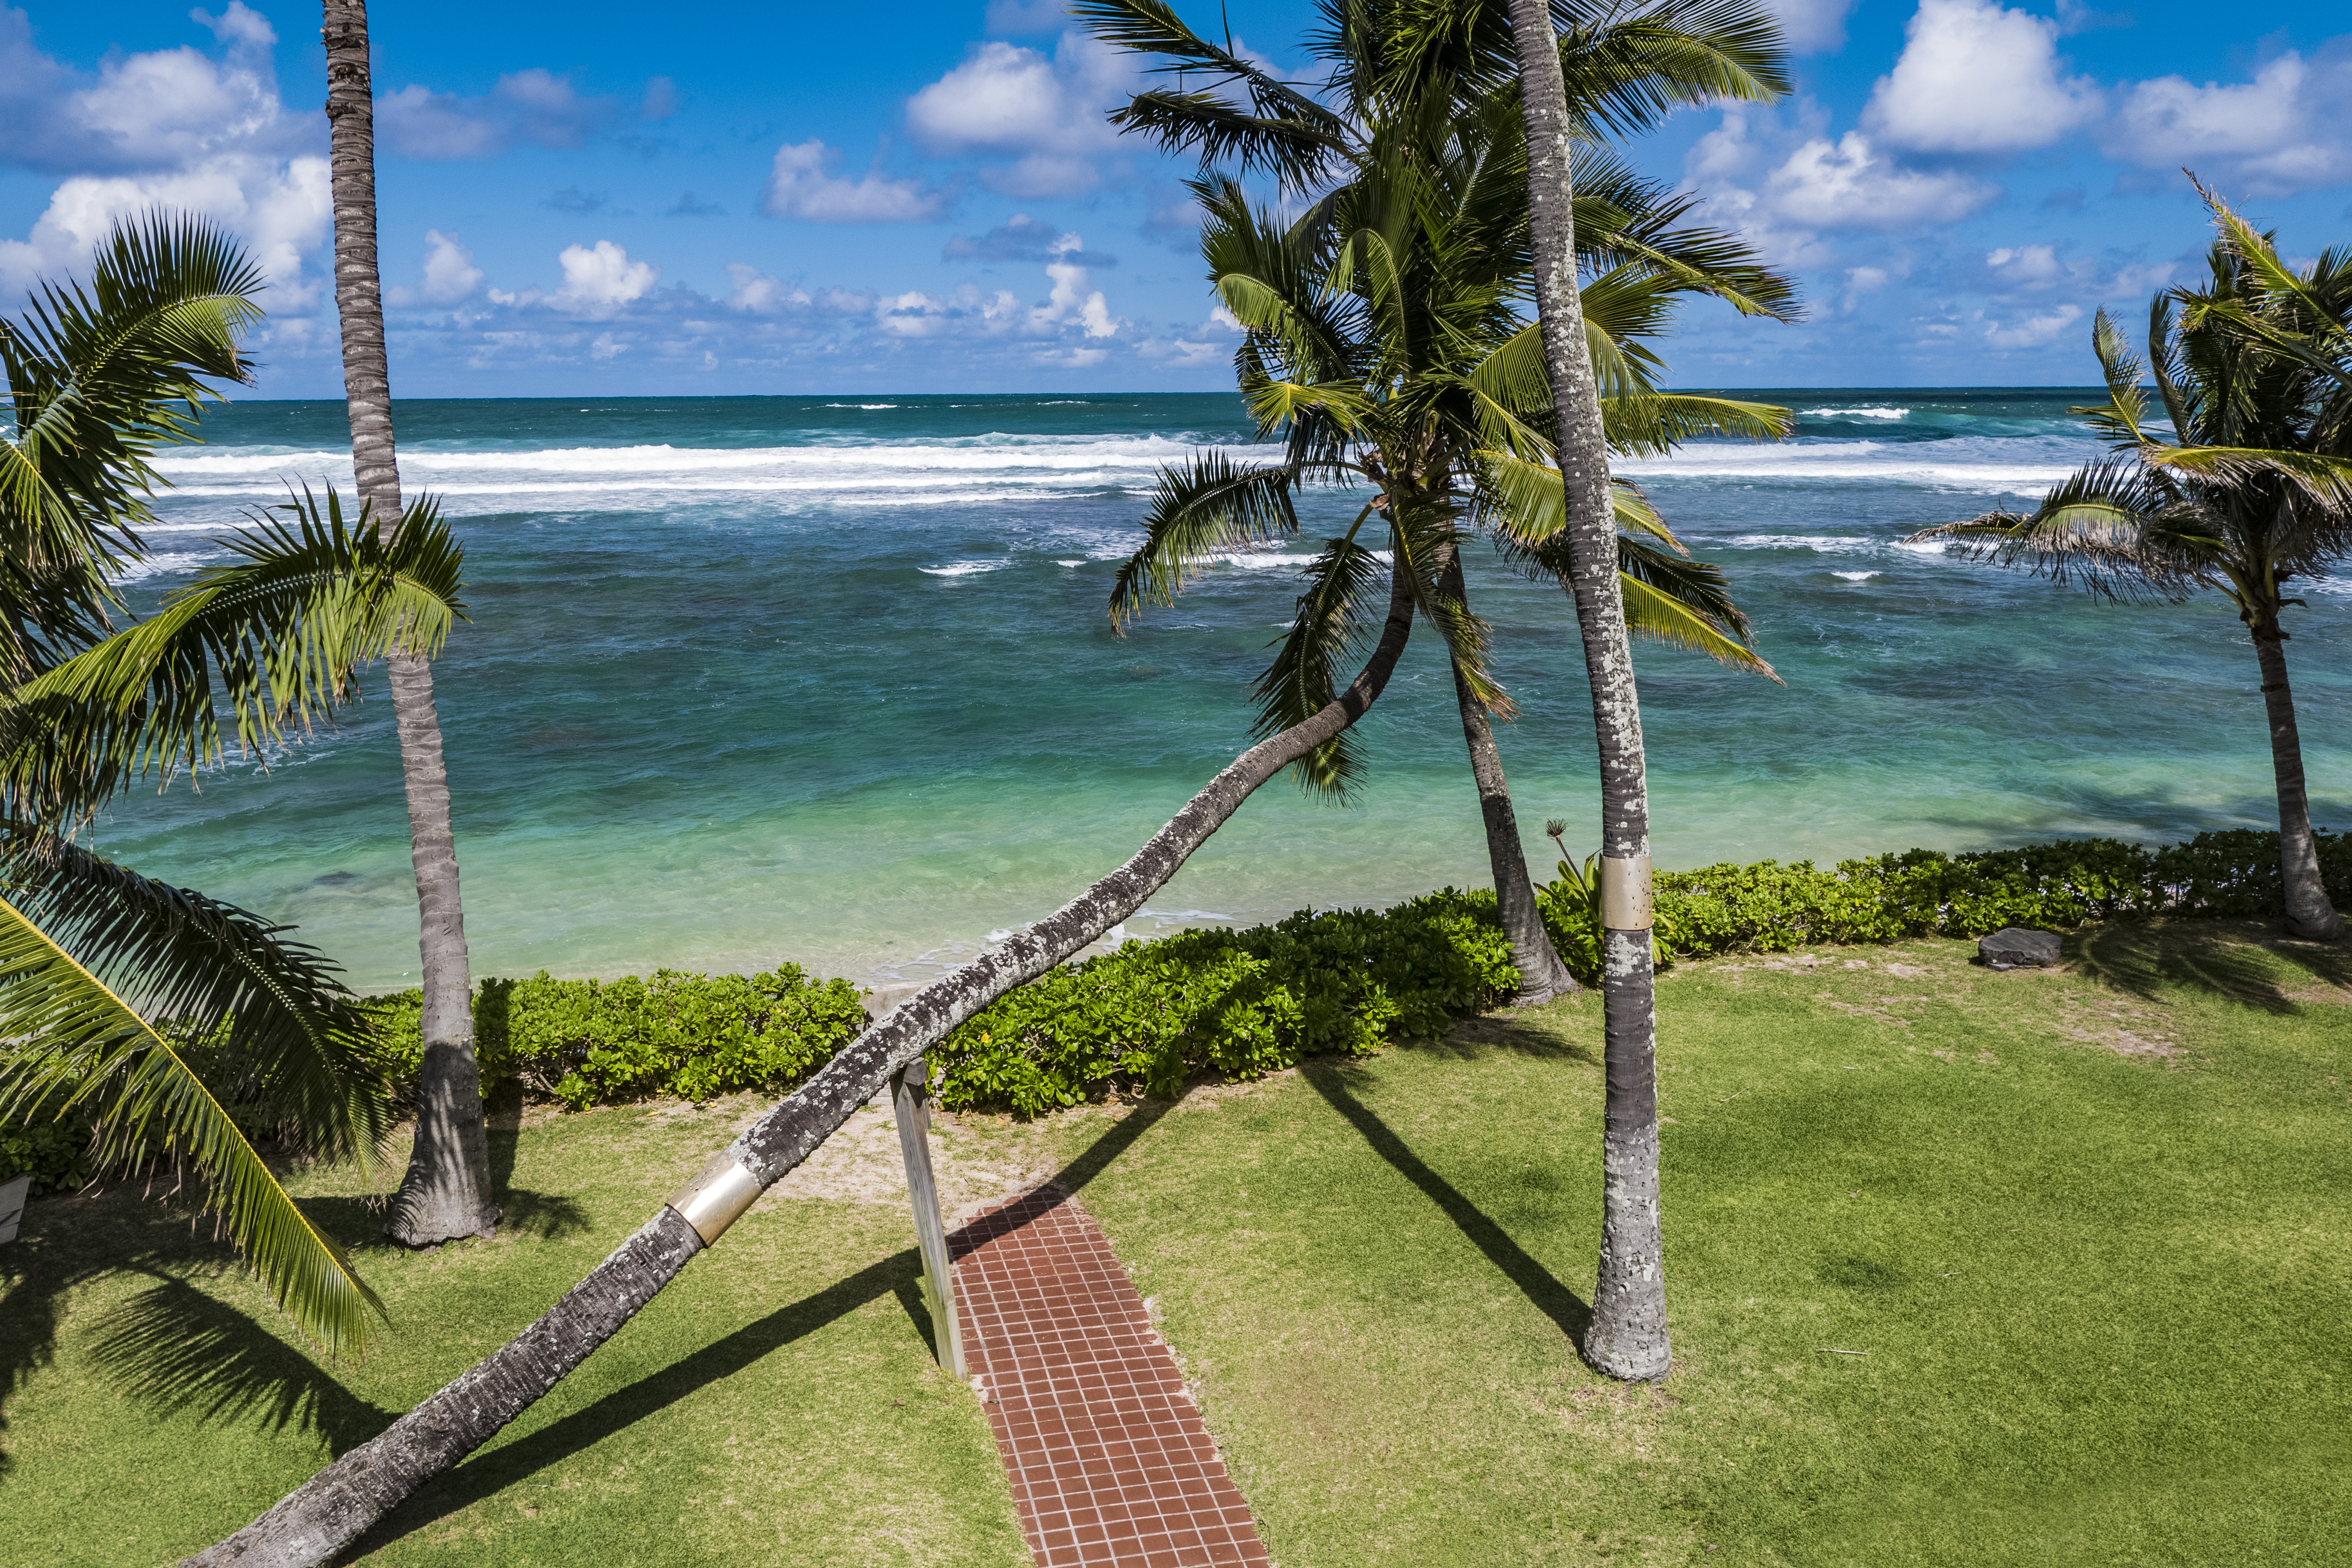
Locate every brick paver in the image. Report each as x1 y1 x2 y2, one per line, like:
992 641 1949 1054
949 1187 1272 1568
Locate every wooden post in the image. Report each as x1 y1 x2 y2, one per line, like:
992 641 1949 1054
890 1055 965 1375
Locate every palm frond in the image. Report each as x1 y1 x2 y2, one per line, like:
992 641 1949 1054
1107 455 1303 628
2 488 465 818
0 850 386 1354
1249 521 1386 793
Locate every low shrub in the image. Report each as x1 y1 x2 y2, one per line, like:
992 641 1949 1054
929 892 1518 1116
1535 829 2348 985
5 830 2339 1170
360 964 870 1111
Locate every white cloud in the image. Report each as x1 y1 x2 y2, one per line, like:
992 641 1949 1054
1030 232 1120 338
725 262 809 314
875 285 1022 338
762 139 942 222
1840 264 1891 312
548 240 656 316
2105 51 2352 198
1985 243 2061 287
376 69 615 160
1765 0 1857 54
1766 131 1996 229
1865 0 2100 154
1984 303 2082 348
906 33 1134 194
0 154 329 307
387 228 485 306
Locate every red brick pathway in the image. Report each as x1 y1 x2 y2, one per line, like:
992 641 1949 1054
949 1187 1271 1568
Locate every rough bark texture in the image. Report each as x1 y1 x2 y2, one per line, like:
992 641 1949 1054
1505 0 1671 1382
2252 625 2344 941
183 1209 705 1567
186 566 1419 1568
1443 568 1575 1003
323 0 495 1243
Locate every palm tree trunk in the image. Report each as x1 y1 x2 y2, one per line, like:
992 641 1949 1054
2252 622 2344 940
323 0 495 1244
1503 0 1670 1382
185 566 1419 1568
1441 559 1575 1002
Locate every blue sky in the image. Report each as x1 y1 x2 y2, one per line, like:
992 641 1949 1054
2 0 2348 394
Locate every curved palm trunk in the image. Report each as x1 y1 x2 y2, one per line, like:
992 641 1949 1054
323 0 495 1244
1442 560 1575 1002
2252 624 2344 940
185 568 1418 1568
1504 0 1670 1381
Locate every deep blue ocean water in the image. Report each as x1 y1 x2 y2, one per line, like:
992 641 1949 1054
100 390 2350 991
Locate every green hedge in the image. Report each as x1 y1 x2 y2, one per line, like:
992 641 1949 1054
5 829 2342 1185
361 964 870 1111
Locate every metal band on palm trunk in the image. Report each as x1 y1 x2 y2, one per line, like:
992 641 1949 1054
666 1153 763 1245
1600 853 1654 931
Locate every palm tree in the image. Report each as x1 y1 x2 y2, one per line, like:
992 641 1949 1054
1905 194 2350 942
0 217 470 1356
1478 0 1788 1381
321 0 496 1243
1082 0 1793 1008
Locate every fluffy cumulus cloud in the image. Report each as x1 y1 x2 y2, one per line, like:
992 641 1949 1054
762 140 942 222
547 240 658 316
1864 0 2100 154
0 4 331 327
2103 49 2352 198
1766 131 1996 228
387 228 486 306
376 69 619 160
906 33 1136 196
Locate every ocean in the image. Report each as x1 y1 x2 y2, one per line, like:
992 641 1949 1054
102 390 2350 994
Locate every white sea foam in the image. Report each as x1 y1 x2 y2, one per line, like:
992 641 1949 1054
1056 559 1083 567
1832 570 1881 581
110 550 219 583
1813 406 1909 419
1724 534 1878 554
1617 434 2083 492
919 561 1007 577
824 403 900 409
1138 907 1236 923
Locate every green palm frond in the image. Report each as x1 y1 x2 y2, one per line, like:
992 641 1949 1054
2072 307 2155 451
1108 454 1304 628
1250 520 1387 794
0 216 265 678
2143 445 2352 506
2 487 465 819
1500 527 1775 677
1601 393 1791 457
0 849 387 1354
1902 458 2216 601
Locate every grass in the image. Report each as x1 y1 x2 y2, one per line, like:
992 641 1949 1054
3 919 2347 1565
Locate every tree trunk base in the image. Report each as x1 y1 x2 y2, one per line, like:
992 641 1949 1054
387 1040 501 1245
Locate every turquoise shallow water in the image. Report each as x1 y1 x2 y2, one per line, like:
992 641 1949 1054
100 391 2350 992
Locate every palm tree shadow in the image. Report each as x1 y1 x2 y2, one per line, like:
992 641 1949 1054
1300 1060 1591 1343
86 1275 397 1457
350 1249 918 1556
2074 920 2352 1014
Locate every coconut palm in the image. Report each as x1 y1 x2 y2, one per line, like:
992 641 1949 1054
0 216 470 1355
1082 0 1793 1008
321 0 496 1243
1905 196 2351 941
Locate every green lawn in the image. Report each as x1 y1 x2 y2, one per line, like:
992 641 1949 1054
4 920 2347 1566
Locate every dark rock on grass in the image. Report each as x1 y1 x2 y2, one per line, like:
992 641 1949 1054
1980 927 2063 970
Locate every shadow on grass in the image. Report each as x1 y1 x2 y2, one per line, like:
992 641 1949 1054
1299 1061 1591 1343
351 1248 920 1556
87 1275 397 1456
2074 919 2352 1014
1412 1005 1601 1067
359 1098 1180 1549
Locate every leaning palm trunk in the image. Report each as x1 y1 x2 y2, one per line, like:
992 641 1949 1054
1505 0 1670 1380
1442 560 1575 1001
2251 619 2343 940
187 568 1417 1568
322 0 495 1242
